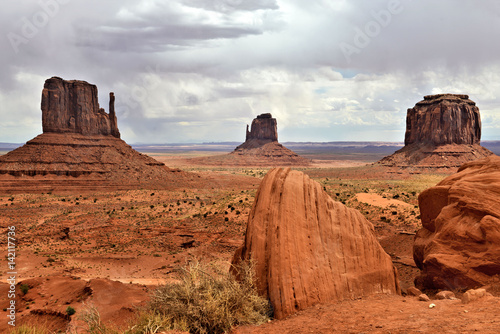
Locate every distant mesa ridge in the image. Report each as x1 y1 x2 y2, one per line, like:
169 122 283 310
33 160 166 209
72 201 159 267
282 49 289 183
378 93 493 168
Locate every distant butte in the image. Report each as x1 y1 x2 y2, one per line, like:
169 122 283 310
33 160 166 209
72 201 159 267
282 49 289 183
244 113 278 143
0 77 192 193
230 113 310 166
378 94 493 169
187 113 310 167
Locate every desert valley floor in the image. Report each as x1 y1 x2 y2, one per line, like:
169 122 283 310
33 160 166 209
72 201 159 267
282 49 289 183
1 145 500 333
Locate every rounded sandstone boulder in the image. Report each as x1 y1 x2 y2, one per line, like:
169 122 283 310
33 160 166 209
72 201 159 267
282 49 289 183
232 168 400 319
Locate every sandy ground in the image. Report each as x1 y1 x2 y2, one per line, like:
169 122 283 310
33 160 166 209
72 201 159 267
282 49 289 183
235 293 500 334
1 155 499 333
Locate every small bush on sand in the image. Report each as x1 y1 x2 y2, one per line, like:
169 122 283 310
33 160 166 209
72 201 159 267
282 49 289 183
131 260 271 334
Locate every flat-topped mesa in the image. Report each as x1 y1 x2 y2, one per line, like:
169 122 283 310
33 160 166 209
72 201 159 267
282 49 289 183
41 76 120 138
245 113 278 142
405 94 480 146
377 93 492 168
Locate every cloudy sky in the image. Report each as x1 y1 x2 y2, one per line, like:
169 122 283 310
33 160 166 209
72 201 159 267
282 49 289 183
2 0 500 144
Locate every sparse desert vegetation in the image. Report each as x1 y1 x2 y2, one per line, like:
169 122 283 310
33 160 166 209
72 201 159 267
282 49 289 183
0 156 451 332
133 261 270 334
2 148 500 333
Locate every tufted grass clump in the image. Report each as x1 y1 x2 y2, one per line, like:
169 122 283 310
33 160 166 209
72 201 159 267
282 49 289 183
130 260 271 334
8 324 50 334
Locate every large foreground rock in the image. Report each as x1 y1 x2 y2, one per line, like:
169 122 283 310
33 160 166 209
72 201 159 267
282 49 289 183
232 168 400 319
414 155 500 290
378 94 492 168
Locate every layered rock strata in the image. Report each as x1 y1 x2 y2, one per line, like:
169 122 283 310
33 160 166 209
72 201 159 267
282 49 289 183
414 155 500 290
232 168 400 319
405 94 481 146
378 94 493 168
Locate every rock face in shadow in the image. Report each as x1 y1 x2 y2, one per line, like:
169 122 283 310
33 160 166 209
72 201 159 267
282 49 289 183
378 94 492 168
245 113 278 142
414 155 500 290
42 77 120 138
0 77 192 193
232 168 400 319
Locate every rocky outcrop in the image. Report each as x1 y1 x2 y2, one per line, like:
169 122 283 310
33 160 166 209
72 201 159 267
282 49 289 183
414 155 500 290
245 113 278 142
232 168 400 319
378 94 493 168
0 77 193 193
41 77 120 138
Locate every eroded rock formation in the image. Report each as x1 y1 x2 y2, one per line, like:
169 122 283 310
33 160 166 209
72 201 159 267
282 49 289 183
42 77 120 138
245 113 278 142
405 94 481 146
228 114 309 166
0 77 192 192
232 168 400 319
414 155 500 290
378 94 492 168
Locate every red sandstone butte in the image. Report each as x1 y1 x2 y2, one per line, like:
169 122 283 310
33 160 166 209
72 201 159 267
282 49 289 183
232 168 400 319
230 114 309 166
378 94 492 168
0 77 191 193
245 113 278 142
42 76 120 138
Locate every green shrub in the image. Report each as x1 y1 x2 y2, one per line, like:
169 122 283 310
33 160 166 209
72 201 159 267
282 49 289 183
132 260 271 334
20 284 29 295
66 306 76 316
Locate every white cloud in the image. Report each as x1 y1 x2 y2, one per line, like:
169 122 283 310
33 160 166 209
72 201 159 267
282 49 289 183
1 0 500 143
